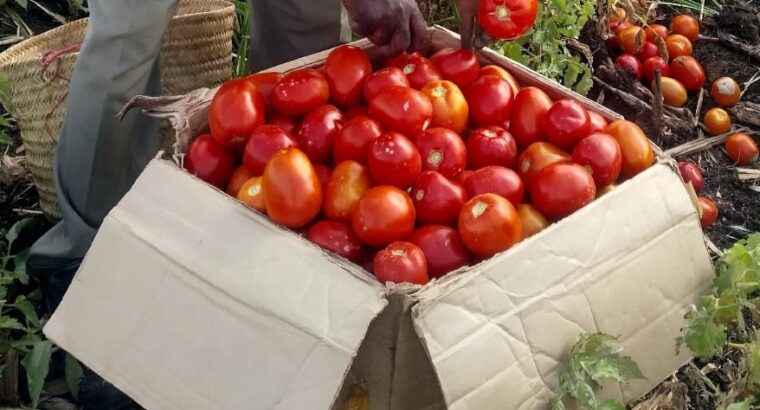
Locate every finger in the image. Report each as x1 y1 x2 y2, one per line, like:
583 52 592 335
388 22 412 58
460 15 476 50
473 24 493 49
369 26 393 47
409 9 429 52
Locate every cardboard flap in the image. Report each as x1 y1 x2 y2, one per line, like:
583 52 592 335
43 159 388 410
411 164 714 410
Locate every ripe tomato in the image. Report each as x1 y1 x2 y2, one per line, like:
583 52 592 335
323 160 372 223
307 220 364 262
677 160 704 193
545 99 591 151
467 126 518 169
385 51 422 69
697 197 718 228
571 132 623 187
645 24 668 42
412 171 467 226
530 162 596 219
458 193 523 257
588 111 609 133
243 72 284 113
334 115 383 164
509 86 552 148
402 56 442 89
208 78 266 148
415 128 467 179
373 242 429 285
671 56 705 91
666 35 693 59
477 0 539 40
237 176 266 212
420 80 469 134
517 141 571 188
615 54 642 81
478 65 521 95
271 68 330 117
463 165 524 206
517 204 549 238
642 57 671 83
671 14 700 42
725 133 759 165
243 124 298 176
185 134 237 189
324 45 372 108
603 120 655 177
261 148 322 228
658 77 688 107
314 164 332 189
465 75 514 127
269 114 298 135
458 170 474 185
345 106 369 120
711 77 741 107
704 108 731 136
636 42 659 62
409 225 470 278
353 186 416 246
364 67 410 102
368 132 422 189
608 7 627 31
369 85 433 136
430 48 481 88
296 104 344 164
226 166 253 197
618 25 644 54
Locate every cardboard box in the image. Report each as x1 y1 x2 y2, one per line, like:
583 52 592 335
43 27 714 409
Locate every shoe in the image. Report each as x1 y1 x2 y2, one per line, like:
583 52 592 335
78 367 142 410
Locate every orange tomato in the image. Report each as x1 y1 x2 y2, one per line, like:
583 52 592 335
458 193 523 258
604 120 655 177
704 108 731 135
618 25 645 54
670 14 700 42
261 148 322 228
711 77 741 107
323 160 372 222
237 176 266 212
665 34 693 58
725 133 759 165
226 165 254 197
657 77 688 107
478 65 521 95
516 204 549 238
420 80 469 134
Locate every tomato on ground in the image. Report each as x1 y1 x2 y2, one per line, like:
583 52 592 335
530 161 596 220
373 241 429 285
307 220 364 262
467 126 518 169
353 186 416 247
670 14 700 42
572 132 623 187
644 24 668 42
323 160 372 223
409 225 471 278
711 77 741 107
725 133 759 165
658 77 688 108
185 134 237 189
618 25 645 54
670 56 705 91
412 171 468 227
368 132 422 189
208 78 266 148
261 148 322 228
458 193 523 258
615 54 642 81
665 34 693 58
642 57 671 84
677 160 704 193
697 197 718 228
704 108 731 136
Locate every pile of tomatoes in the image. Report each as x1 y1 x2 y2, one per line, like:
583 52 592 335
184 44 656 286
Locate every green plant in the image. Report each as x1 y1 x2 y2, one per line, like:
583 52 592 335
231 0 251 77
495 0 596 95
550 332 645 410
660 0 722 16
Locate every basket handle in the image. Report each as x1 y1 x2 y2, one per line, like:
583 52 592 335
39 43 81 82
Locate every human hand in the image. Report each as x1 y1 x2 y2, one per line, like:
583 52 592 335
455 0 491 50
341 0 429 58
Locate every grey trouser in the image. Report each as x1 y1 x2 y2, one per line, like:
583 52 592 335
27 0 350 270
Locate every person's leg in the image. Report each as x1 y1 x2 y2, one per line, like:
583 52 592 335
248 0 352 72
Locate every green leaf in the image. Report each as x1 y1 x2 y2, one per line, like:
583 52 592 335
726 401 750 410
0 133 12 147
64 353 83 400
569 379 596 409
12 248 29 285
549 396 566 410
14 296 39 328
682 308 727 357
13 0 27 9
0 316 26 331
4 218 33 249
746 342 760 386
22 340 52 408
599 399 627 410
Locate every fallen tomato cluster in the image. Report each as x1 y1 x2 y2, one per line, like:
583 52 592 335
184 45 655 286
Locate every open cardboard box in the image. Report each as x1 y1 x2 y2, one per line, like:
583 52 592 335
43 26 714 409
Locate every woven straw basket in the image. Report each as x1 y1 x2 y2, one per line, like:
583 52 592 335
0 0 236 221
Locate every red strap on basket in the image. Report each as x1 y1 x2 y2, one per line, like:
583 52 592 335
38 43 81 82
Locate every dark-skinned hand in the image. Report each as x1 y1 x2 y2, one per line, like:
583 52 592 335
455 0 491 50
341 0 429 58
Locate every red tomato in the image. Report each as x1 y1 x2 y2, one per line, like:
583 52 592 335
369 86 433 136
530 161 596 219
269 114 298 135
271 68 330 117
725 133 759 165
645 24 669 42
243 124 298 176
517 203 549 238
334 115 383 164
509 86 552 148
670 56 705 91
296 104 344 164
373 242 429 285
636 42 659 62
430 48 481 88
587 111 609 133
386 51 422 69
642 57 671 83
698 197 718 228
314 164 332 189
323 160 372 223
467 126 518 169
402 56 442 89
344 106 369 120
262 148 322 228
465 75 514 127
458 170 474 184
420 80 469 135
545 99 591 151
478 65 521 95
615 54 642 81
412 171 468 226
409 225 470 278
368 132 422 189
208 78 266 148
226 165 254 197
352 186 416 247
517 141 571 188
604 120 655 177
571 132 623 187
364 67 410 102
671 14 700 42
677 160 704 193
477 0 539 40
463 166 524 206
324 45 372 107
307 220 364 262
458 193 523 257
415 128 467 179
185 134 237 189
243 72 283 113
